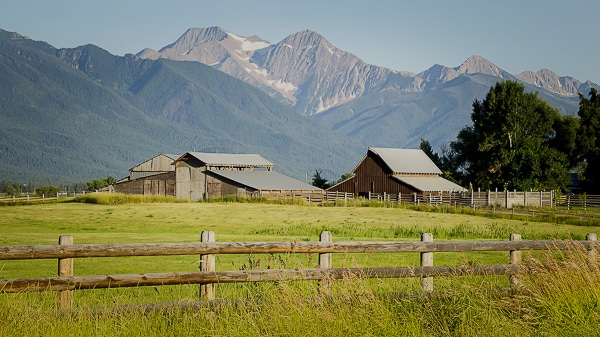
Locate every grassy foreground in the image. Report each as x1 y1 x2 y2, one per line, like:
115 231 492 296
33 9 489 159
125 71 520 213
1 197 599 336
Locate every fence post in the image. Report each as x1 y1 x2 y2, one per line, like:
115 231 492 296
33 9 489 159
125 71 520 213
318 231 333 294
470 190 474 207
587 233 598 263
421 233 434 292
200 231 216 301
58 235 74 310
510 233 522 288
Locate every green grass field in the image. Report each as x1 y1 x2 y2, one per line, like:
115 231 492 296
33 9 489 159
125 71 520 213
1 197 599 336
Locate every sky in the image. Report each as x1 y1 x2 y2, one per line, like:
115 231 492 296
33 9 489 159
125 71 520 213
2 0 599 84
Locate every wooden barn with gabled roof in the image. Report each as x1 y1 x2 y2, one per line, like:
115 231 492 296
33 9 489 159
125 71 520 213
327 147 466 197
114 154 180 196
174 152 321 201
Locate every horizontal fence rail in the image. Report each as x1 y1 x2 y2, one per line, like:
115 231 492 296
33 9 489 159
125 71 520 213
1 240 597 260
0 265 518 293
1 232 598 310
557 194 600 209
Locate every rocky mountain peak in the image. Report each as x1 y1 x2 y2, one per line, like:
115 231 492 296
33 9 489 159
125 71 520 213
136 48 160 60
515 68 583 96
418 64 459 87
282 29 326 46
0 28 30 40
456 55 508 78
159 26 229 53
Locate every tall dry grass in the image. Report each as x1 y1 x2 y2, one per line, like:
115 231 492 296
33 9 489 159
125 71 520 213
2 242 599 336
73 193 187 205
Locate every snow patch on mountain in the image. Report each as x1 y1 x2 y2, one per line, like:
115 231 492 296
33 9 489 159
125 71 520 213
137 27 596 119
226 32 270 51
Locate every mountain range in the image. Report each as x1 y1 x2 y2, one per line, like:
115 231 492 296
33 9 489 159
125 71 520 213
139 27 597 147
1 26 598 184
0 28 364 184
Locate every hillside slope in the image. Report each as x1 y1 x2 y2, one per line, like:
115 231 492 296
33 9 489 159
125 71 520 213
0 29 364 183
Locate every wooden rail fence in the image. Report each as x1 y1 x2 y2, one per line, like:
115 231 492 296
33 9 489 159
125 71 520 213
1 232 598 310
0 194 60 204
363 190 556 208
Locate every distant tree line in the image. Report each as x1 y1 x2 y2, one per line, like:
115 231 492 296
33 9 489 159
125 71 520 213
0 180 87 197
86 176 116 192
0 176 116 197
420 80 600 194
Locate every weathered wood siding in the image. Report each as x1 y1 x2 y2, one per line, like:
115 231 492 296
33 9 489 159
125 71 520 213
114 172 175 196
130 155 176 180
175 157 205 201
328 154 421 196
205 174 249 198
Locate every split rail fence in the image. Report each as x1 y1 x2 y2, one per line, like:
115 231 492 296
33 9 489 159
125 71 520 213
0 232 598 310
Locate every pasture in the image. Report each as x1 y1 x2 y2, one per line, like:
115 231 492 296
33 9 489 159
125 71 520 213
1 199 599 336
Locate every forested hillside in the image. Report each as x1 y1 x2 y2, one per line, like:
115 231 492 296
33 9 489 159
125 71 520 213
0 29 364 184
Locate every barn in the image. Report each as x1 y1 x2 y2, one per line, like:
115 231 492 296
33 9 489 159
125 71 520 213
174 152 322 201
327 147 466 197
114 154 179 196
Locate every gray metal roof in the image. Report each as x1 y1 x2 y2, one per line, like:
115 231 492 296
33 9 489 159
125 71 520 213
391 175 467 192
368 148 442 174
182 152 275 167
209 170 322 191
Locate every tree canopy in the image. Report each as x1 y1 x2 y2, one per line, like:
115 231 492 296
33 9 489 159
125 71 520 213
576 88 600 193
449 80 571 191
86 176 116 192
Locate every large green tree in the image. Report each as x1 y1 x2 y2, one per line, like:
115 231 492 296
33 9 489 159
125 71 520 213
450 80 571 191
576 88 600 193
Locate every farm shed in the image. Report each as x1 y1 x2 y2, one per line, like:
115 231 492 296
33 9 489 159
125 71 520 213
205 170 322 198
174 152 319 201
327 147 466 197
114 154 179 196
128 154 180 180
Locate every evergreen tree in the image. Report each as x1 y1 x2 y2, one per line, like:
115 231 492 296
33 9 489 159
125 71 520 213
311 170 331 189
419 138 442 168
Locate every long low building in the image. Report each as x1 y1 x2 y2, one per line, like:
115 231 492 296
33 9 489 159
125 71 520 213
175 152 321 201
115 152 322 201
205 170 321 198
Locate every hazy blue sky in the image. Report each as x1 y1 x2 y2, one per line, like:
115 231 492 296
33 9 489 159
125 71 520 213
2 0 599 83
